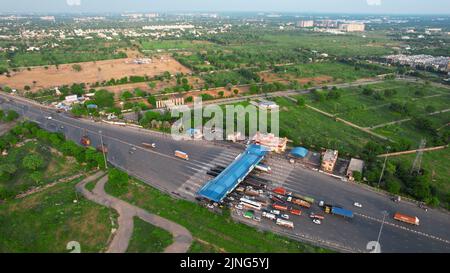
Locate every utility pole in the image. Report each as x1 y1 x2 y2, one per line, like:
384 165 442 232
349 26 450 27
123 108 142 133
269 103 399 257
377 146 391 187
98 130 108 170
375 210 389 253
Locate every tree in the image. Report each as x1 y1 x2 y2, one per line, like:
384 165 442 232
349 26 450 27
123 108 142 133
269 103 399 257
218 91 224 97
22 154 44 171
385 177 402 194
297 97 306 107
29 171 44 184
352 171 362 182
425 105 436 113
233 89 239 95
72 64 82 72
362 87 374 96
120 91 133 101
94 90 115 108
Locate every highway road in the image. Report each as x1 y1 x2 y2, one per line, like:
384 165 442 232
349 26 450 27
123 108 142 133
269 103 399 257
254 155 450 252
1 92 449 253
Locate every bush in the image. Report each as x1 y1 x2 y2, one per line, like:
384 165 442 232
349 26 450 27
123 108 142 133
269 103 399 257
22 154 45 171
94 90 115 108
108 168 129 195
72 64 82 72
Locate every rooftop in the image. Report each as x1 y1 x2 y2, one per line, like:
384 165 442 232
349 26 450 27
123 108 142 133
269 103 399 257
197 144 268 202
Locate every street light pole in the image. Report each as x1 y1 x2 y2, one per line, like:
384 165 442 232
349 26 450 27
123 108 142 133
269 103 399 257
377 146 391 187
375 210 389 253
99 130 108 170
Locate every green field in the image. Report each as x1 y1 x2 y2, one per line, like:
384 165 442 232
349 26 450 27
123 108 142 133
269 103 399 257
264 32 397 57
283 62 392 82
126 217 173 253
0 177 113 253
140 40 211 51
304 80 450 133
104 176 332 253
275 96 385 156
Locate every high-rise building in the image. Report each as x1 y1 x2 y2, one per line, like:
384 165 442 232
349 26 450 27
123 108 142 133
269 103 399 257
338 23 365 32
297 20 314 28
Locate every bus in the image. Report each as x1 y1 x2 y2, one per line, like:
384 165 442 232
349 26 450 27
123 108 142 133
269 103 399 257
239 197 262 210
174 150 189 160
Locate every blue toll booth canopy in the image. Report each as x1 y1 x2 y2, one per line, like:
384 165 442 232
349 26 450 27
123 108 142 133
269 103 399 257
290 147 308 158
197 144 268 202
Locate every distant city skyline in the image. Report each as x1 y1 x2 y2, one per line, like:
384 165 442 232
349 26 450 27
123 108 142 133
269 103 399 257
1 0 450 15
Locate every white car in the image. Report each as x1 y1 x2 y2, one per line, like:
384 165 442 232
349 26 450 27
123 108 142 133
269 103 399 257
46 116 52 120
270 210 280 215
280 214 289 220
312 219 322 225
235 204 243 210
353 202 362 208
207 204 214 209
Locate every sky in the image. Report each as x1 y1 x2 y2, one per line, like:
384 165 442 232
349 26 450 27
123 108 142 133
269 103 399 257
1 0 450 15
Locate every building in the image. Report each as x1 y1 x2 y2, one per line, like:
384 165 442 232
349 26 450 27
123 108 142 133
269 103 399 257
321 149 338 173
197 144 268 202
346 158 364 181
252 132 287 153
297 20 314 28
314 20 338 28
257 100 279 111
156 96 184 110
290 147 309 158
338 23 365 32
227 131 245 142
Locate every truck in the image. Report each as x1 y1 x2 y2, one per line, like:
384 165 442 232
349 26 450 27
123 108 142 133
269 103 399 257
319 201 353 218
270 195 285 204
276 218 294 229
287 196 311 208
142 142 156 149
393 212 420 226
289 209 302 216
272 187 287 196
330 207 354 218
272 203 288 211
255 163 271 173
174 150 189 160
292 193 315 204
244 189 261 197
262 211 276 220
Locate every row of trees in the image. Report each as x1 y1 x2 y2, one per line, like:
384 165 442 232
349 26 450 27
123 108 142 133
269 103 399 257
361 141 445 208
0 122 106 199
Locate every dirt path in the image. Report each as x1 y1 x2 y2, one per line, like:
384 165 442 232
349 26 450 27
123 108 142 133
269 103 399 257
76 172 192 253
367 108 450 130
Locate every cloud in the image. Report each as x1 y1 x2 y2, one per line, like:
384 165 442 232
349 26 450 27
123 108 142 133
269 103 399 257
66 0 81 6
366 0 382 6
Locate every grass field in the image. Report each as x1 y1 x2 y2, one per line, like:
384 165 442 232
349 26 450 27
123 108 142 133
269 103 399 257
304 80 450 133
141 40 212 51
0 177 113 253
105 177 332 253
275 97 385 156
264 32 398 57
126 217 173 253
284 62 391 82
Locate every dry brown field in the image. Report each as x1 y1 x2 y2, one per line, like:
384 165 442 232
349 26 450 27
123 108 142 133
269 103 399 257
0 55 191 91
